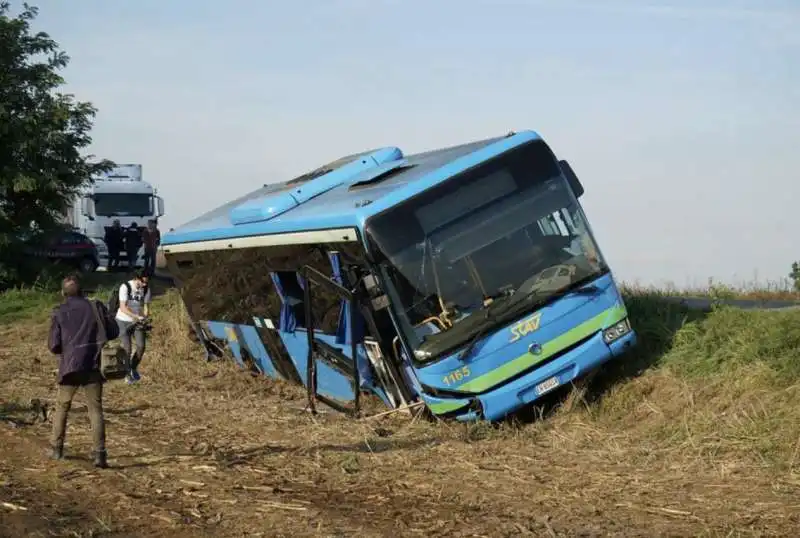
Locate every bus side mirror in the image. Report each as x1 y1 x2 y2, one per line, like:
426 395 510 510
559 160 584 198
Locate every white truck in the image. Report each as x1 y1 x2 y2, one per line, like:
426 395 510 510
63 164 165 269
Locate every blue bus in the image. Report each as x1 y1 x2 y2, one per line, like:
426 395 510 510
161 130 637 421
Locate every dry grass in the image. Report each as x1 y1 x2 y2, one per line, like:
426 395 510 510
622 276 800 302
2 275 800 536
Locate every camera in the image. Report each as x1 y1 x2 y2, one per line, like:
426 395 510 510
135 316 153 333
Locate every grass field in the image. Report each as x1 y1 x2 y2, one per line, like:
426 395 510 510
1 273 800 537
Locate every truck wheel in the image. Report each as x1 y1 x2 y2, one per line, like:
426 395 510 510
79 257 98 273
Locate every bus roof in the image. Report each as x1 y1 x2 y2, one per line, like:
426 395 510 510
161 130 543 251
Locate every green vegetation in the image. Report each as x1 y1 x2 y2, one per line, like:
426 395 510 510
0 2 112 289
627 275 800 302
661 306 800 381
0 272 123 324
0 287 59 324
791 261 800 292
617 287 800 382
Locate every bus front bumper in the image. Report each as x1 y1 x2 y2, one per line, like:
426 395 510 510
422 328 637 422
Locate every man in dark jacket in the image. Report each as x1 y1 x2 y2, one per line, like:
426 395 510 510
141 219 161 275
124 222 143 269
48 274 119 468
104 220 124 270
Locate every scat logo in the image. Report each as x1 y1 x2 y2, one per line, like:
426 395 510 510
509 312 543 343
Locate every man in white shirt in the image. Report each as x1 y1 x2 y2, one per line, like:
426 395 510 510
115 270 152 384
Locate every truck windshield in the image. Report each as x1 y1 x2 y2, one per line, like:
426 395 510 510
365 139 608 363
94 193 151 217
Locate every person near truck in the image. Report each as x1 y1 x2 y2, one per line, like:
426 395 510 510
124 222 143 268
48 274 119 469
115 269 152 384
142 219 161 275
103 220 124 270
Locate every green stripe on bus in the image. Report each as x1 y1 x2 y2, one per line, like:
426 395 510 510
426 400 471 415
453 303 627 394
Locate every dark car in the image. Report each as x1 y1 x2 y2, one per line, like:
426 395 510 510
24 230 100 273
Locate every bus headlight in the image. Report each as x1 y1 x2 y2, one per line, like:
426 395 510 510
603 318 631 344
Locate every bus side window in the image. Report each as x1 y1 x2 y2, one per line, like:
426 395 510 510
273 271 307 328
306 251 346 335
274 248 346 335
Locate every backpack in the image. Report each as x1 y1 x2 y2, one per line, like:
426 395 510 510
107 281 131 318
99 344 131 381
108 280 149 319
89 300 128 381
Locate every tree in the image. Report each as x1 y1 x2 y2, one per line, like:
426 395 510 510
0 2 112 289
790 262 800 292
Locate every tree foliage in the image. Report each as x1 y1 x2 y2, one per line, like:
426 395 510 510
0 2 112 288
790 262 800 292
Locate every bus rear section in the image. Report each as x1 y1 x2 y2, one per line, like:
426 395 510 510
363 136 638 421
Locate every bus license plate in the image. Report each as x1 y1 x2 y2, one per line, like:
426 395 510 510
535 376 560 395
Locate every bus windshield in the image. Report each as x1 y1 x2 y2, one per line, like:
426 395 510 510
365 139 608 363
94 193 151 217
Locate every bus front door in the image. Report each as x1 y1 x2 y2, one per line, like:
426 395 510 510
301 264 363 416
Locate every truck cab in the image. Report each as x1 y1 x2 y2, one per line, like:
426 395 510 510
73 164 165 267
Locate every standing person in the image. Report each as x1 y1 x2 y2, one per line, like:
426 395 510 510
48 274 119 468
114 270 151 384
104 220 124 270
141 219 161 276
124 222 142 269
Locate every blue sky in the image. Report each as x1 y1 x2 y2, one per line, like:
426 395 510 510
28 0 800 287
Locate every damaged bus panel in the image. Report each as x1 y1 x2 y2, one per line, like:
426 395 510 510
161 131 638 421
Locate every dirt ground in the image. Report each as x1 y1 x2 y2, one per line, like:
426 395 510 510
2 290 799 537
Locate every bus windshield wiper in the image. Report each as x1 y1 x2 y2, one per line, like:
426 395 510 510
456 275 603 362
457 302 501 361
456 289 530 361
510 279 600 315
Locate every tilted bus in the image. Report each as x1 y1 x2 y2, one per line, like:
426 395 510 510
161 130 638 421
